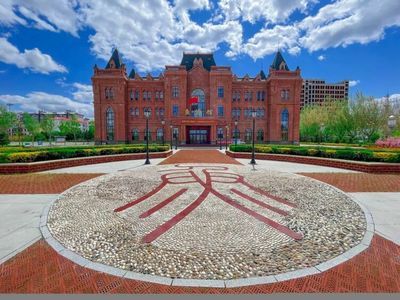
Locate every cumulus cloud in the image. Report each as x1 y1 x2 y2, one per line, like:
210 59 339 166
242 25 300 59
299 0 400 51
218 0 315 24
71 83 93 104
1 0 400 72
0 0 81 36
0 37 67 74
0 91 93 117
349 80 360 87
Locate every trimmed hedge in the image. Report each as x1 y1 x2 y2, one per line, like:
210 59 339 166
2 145 170 163
229 144 400 163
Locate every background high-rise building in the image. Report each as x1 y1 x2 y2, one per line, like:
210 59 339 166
301 79 349 108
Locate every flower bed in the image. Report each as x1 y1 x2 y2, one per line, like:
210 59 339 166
0 145 170 163
229 144 400 163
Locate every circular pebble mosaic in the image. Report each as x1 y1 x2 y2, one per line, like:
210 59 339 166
47 163 367 280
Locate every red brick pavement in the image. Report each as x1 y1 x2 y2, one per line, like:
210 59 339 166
0 173 103 194
299 173 400 192
0 235 398 293
159 150 241 165
1 151 400 293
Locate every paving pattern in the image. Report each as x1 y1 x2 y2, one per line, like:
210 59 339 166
159 150 241 165
299 173 400 192
46 163 366 280
0 235 398 293
0 150 399 293
0 173 103 194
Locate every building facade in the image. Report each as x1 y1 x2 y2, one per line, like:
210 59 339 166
92 50 302 145
300 79 349 109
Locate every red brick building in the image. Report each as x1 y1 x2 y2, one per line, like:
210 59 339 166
92 50 302 145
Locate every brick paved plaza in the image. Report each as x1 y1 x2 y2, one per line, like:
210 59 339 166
0 150 399 293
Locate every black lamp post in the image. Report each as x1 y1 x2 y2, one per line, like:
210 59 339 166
144 110 151 165
175 129 178 150
234 120 238 148
250 110 256 165
161 120 165 146
170 124 173 150
225 125 229 150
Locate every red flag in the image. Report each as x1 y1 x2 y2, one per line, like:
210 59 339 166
189 96 198 105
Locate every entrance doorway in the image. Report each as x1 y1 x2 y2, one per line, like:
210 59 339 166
186 126 210 144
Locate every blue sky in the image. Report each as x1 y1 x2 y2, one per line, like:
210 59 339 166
0 0 399 117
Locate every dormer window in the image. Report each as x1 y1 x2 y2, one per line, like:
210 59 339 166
279 61 286 70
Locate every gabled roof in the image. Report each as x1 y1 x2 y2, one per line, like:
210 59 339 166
128 69 136 78
271 50 289 71
180 53 216 71
106 48 123 69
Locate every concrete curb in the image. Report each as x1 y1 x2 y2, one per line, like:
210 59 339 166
40 166 375 288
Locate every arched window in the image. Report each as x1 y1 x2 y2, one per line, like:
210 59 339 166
106 107 114 141
281 108 289 141
257 129 264 142
156 128 163 142
245 128 252 143
109 88 114 99
135 108 139 116
132 128 139 141
191 89 206 117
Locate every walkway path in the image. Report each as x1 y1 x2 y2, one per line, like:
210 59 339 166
0 150 399 293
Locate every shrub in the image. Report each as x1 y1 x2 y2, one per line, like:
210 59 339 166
0 132 10 146
372 152 399 162
321 149 337 158
8 151 43 163
255 146 272 153
307 148 319 156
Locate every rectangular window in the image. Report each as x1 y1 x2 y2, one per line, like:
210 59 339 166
172 86 179 98
281 89 290 100
135 90 139 100
218 86 224 98
147 91 152 100
129 90 134 101
160 91 164 100
155 91 159 100
245 91 252 101
143 91 147 101
218 105 224 117
172 105 179 117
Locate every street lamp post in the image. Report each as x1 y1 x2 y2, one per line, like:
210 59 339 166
250 110 256 165
161 120 165 146
388 115 397 136
225 125 229 150
234 120 238 148
170 125 173 150
144 110 151 165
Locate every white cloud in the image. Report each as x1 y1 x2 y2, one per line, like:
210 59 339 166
0 37 67 74
317 55 325 61
72 83 93 104
349 80 360 87
299 0 400 51
218 0 315 24
79 0 243 71
0 91 93 117
0 0 81 36
242 25 300 60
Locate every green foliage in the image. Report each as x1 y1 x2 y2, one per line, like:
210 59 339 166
2 144 170 163
229 144 399 163
22 113 41 142
0 132 10 146
59 115 81 142
300 94 390 144
0 105 17 134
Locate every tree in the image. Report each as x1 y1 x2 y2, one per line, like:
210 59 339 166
22 113 41 144
41 116 56 145
84 120 95 141
59 115 81 143
0 132 10 146
0 105 17 135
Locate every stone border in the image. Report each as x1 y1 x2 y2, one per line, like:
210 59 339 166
0 150 172 174
39 166 375 288
226 150 400 173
